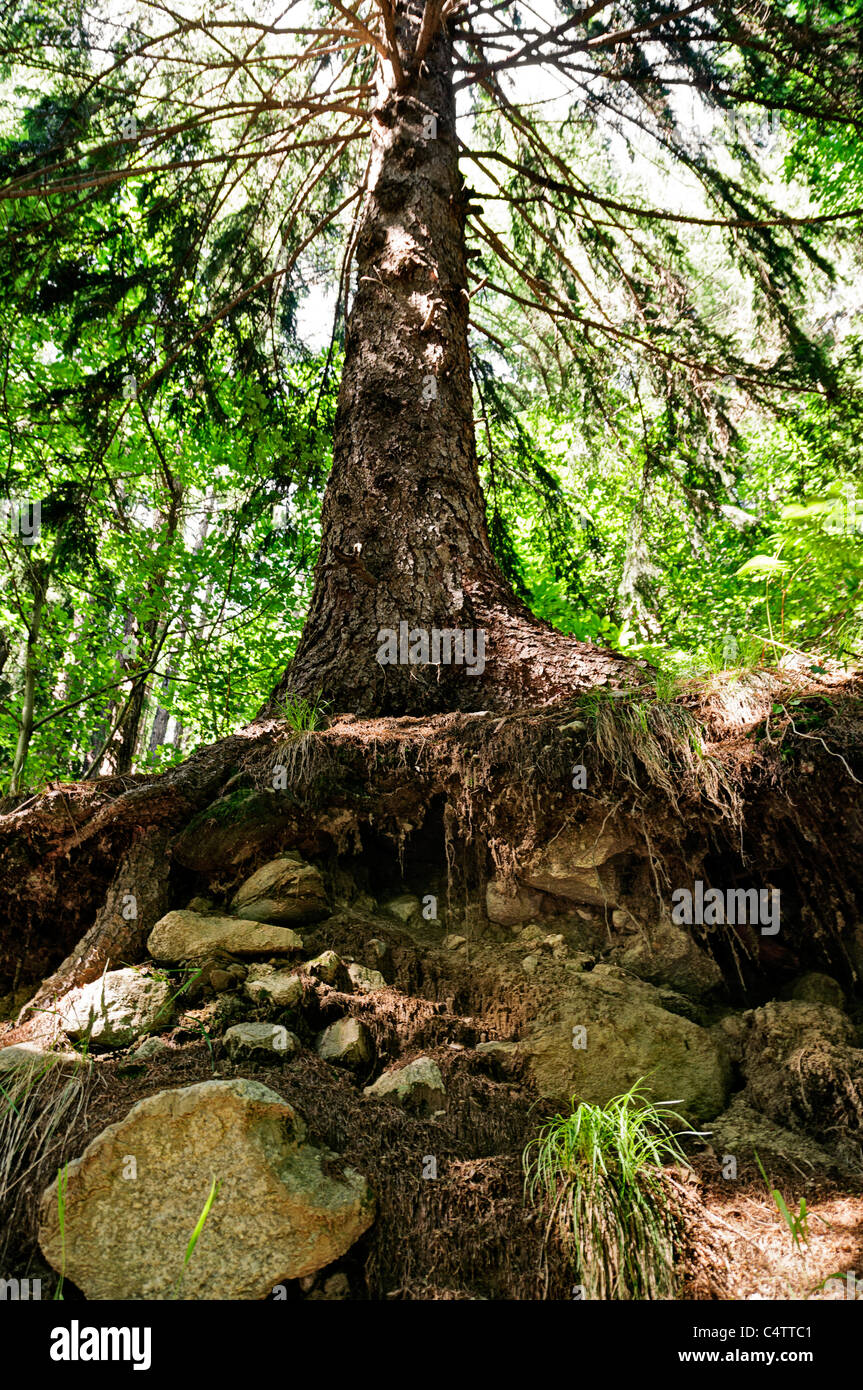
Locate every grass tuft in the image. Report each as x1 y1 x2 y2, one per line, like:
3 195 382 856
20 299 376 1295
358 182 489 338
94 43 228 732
523 1078 693 1299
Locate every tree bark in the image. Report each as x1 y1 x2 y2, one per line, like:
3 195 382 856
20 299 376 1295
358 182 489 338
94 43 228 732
271 3 635 719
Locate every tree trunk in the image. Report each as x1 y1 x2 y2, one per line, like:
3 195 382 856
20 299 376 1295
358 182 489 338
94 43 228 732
272 3 635 719
9 571 46 793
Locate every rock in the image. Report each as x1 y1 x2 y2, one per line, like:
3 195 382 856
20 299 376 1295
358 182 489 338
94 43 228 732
366 938 391 972
58 969 176 1049
171 790 294 874
443 934 466 950
707 1094 850 1173
485 879 544 927
231 853 328 926
223 1023 300 1061
523 964 731 1123
148 910 302 962
736 1000 863 1143
316 1017 373 1068
129 1036 171 1062
347 963 386 994
38 1078 374 1299
209 969 236 993
382 894 422 925
186 895 215 914
245 970 304 1010
0 1042 85 1077
790 972 845 1011
519 803 635 907
615 919 722 998
364 1057 445 1112
543 934 568 958
522 954 539 975
305 950 352 990
475 1040 520 1059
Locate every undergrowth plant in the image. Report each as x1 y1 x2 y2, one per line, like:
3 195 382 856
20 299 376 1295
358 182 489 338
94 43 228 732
276 693 329 734
523 1078 693 1299
0 1053 91 1268
755 1150 810 1251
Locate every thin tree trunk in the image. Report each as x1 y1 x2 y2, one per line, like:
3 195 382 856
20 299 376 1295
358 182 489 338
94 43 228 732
273 3 634 717
9 573 45 793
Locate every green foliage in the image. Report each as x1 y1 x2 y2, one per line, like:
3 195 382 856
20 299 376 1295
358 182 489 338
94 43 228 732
754 1150 810 1251
523 1079 692 1299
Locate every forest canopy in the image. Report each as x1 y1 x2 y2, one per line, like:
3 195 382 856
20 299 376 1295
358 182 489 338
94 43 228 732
0 0 861 788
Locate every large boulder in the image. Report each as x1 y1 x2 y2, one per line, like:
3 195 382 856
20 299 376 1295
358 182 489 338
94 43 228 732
147 911 302 961
736 1000 863 1148
522 964 731 1123
58 969 176 1049
38 1078 375 1300
231 853 328 926
707 1094 848 1173
519 804 635 907
171 790 293 873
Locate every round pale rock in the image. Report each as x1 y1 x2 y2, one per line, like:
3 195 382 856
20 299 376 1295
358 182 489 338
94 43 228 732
231 853 328 925
316 1017 373 1068
58 969 176 1048
38 1078 374 1300
364 1057 445 1111
147 910 302 962
223 1023 300 1061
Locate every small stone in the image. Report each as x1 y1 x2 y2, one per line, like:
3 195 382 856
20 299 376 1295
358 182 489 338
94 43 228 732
224 1022 300 1061
246 971 304 1010
475 1040 519 1058
186 895 215 914
129 1036 171 1062
322 1272 350 1299
543 934 567 957
305 950 352 990
316 1017 373 1068
522 954 539 975
366 938 391 972
442 934 466 950
364 1057 445 1111
209 969 235 993
382 894 422 925
347 963 386 994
